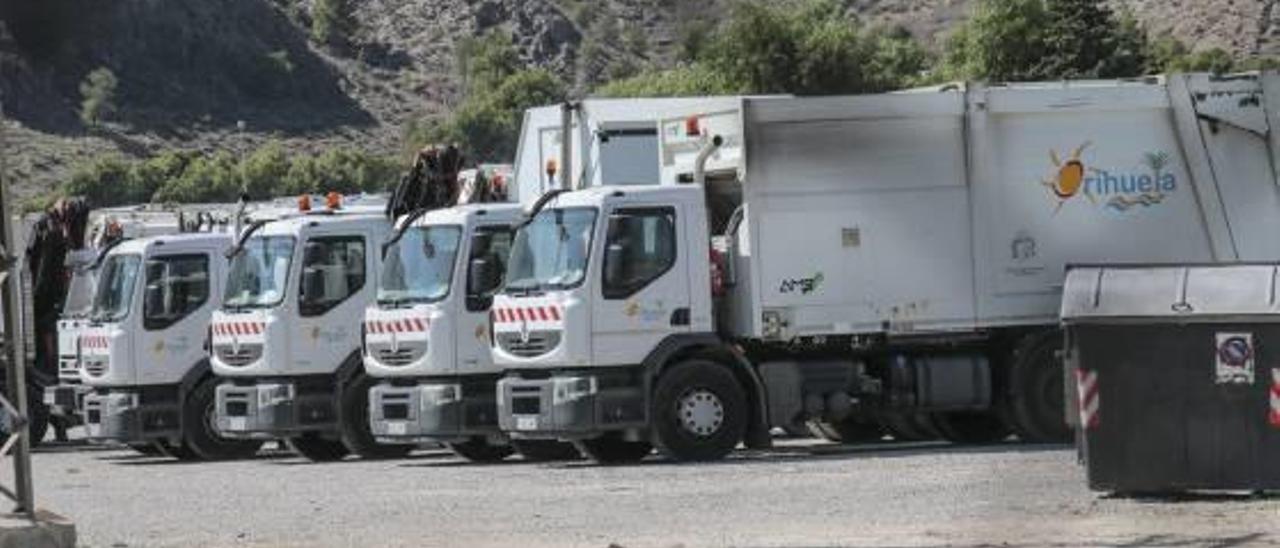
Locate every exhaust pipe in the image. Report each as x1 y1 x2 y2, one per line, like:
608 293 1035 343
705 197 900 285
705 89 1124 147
693 134 724 185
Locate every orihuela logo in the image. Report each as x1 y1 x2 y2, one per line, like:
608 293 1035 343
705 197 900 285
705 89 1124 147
1040 142 1177 213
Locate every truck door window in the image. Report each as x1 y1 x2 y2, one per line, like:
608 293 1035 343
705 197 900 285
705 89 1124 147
466 227 513 311
299 235 366 317
602 207 677 299
143 254 210 330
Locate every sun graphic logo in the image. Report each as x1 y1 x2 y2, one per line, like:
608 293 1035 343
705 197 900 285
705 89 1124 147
1041 142 1092 213
1039 142 1177 214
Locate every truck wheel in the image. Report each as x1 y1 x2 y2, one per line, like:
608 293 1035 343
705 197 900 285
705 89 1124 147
652 360 747 462
339 373 414 460
446 438 513 462
288 433 350 462
1008 331 1071 443
931 411 1011 444
183 380 264 461
808 417 884 444
574 433 652 464
511 440 581 461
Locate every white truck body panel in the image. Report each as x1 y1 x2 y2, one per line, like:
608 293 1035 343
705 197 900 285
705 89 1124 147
660 73 1280 340
513 97 753 200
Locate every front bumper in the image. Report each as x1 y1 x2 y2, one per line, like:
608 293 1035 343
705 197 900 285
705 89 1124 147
215 382 337 439
82 390 180 444
369 381 500 443
43 383 90 418
496 373 646 439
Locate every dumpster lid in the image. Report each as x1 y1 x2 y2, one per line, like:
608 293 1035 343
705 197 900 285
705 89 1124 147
1061 264 1280 323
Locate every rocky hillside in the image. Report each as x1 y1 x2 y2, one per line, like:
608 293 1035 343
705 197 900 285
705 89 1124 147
2 0 1277 205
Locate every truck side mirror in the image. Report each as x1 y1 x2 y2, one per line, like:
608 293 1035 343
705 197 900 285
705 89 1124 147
469 257 502 296
301 268 326 305
303 241 326 265
604 242 627 289
144 283 166 319
470 232 493 259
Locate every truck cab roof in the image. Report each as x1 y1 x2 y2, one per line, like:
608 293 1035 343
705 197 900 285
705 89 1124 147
107 232 233 257
409 202 524 229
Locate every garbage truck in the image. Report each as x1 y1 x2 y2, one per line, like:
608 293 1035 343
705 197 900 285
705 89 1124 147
481 72 1280 462
210 194 404 461
365 201 581 461
79 232 270 459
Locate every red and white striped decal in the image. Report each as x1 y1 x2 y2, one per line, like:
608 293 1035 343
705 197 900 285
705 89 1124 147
80 334 110 349
1269 368 1280 428
492 305 562 324
1076 369 1100 430
212 322 266 336
364 318 429 334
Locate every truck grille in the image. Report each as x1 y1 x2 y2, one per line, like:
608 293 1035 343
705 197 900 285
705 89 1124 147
215 344 263 367
375 348 418 367
497 331 561 358
83 358 108 377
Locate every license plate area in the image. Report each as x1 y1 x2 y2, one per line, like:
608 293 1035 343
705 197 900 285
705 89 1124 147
383 403 409 420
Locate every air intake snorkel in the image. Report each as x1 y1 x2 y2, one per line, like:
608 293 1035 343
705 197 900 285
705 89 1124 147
225 219 271 259
381 207 432 258
515 189 566 231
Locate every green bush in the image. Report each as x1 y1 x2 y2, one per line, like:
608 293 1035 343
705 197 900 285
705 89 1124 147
595 63 740 97
312 0 354 48
63 155 133 207
79 67 119 127
241 142 291 200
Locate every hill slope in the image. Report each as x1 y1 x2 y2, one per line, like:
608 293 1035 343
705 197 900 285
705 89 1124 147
2 0 1277 205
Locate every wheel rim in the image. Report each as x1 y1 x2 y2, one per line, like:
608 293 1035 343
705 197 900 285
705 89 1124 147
677 389 724 437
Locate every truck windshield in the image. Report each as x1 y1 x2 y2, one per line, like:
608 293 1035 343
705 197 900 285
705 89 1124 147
90 254 141 323
506 208 596 293
63 269 97 318
378 225 462 305
224 236 295 309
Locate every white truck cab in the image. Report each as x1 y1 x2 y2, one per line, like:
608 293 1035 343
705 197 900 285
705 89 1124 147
363 203 580 461
79 233 263 460
211 204 407 461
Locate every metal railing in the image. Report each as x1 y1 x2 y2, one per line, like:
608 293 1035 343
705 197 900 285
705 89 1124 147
0 97 36 517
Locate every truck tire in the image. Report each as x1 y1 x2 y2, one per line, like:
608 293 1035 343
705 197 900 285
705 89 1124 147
807 417 884 444
1008 331 1071 443
652 360 747 462
447 438 513 462
574 433 652 464
183 379 264 461
511 440 581 461
288 433 350 462
931 411 1011 444
339 373 414 460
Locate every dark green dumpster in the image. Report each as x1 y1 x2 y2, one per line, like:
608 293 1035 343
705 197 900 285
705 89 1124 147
1061 264 1280 494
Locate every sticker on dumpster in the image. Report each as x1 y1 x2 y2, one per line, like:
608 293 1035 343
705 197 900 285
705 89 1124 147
1076 369 1100 430
1215 333 1256 384
1270 369 1280 428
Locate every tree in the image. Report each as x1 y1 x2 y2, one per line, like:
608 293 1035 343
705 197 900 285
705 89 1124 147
456 32 521 94
595 64 740 97
79 67 119 127
312 0 354 48
942 0 1049 81
1037 1 1145 78
240 141 290 200
63 155 132 207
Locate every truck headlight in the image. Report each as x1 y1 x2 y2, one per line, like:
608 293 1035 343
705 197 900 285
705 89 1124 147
553 377 597 404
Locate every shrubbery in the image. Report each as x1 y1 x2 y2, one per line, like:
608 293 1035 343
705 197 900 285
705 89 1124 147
56 142 399 209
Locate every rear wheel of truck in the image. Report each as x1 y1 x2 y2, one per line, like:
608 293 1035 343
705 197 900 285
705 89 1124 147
512 440 582 461
931 411 1011 444
1008 331 1071 443
447 438 513 462
339 373 414 460
288 433 350 462
652 360 747 462
183 379 264 461
575 433 652 464
807 417 885 444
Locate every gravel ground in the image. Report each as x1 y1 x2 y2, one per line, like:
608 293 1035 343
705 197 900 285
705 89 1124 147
7 435 1280 548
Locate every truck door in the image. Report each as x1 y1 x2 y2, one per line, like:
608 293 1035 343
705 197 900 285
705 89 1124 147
292 232 370 374
457 225 513 374
592 205 690 365
136 251 215 386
